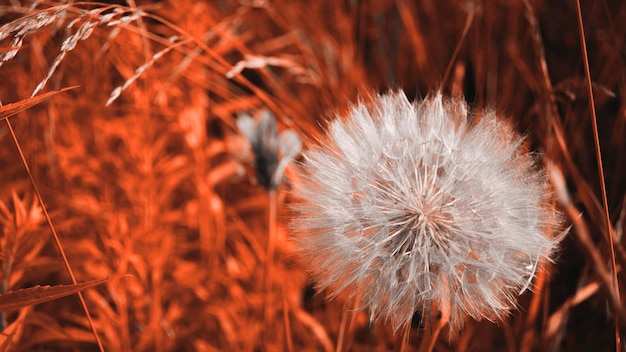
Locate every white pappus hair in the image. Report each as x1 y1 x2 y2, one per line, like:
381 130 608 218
290 90 562 331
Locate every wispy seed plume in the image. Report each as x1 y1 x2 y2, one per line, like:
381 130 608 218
290 91 563 331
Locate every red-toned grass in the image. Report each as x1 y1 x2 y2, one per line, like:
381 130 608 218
0 0 624 350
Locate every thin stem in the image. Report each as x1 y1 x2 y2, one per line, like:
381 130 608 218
564 199 626 331
336 298 358 352
269 189 294 351
574 0 621 349
394 322 411 352
264 189 279 348
419 276 451 352
283 283 294 352
439 1 477 92
0 259 13 331
4 118 105 351
520 262 547 352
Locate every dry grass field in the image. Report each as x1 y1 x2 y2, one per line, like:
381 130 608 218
0 0 624 351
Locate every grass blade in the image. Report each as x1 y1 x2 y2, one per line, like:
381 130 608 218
0 277 111 313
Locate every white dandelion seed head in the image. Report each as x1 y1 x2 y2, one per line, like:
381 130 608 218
290 90 562 331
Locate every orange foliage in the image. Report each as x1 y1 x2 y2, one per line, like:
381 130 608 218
0 0 624 351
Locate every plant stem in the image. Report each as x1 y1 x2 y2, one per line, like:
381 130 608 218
395 322 411 352
336 298 358 352
264 189 278 348
0 259 12 331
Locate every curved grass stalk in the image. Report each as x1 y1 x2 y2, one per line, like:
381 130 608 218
574 0 621 348
3 118 104 352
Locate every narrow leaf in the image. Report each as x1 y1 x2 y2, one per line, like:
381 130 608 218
0 277 110 312
0 86 78 121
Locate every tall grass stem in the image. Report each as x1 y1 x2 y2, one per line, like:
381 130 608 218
3 118 105 352
574 0 621 348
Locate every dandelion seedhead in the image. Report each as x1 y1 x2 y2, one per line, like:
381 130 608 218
291 91 563 331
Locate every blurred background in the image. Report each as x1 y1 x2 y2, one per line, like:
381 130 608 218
0 0 624 350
